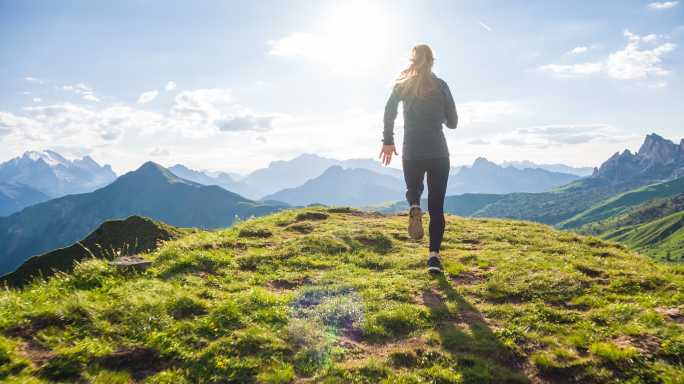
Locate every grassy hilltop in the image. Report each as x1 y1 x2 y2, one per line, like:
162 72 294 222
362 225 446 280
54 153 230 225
1 208 683 383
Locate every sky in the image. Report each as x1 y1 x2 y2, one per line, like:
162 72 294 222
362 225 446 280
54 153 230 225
1 0 683 175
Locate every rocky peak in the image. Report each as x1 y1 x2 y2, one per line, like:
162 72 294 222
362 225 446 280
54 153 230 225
593 133 684 183
637 133 678 164
472 157 498 169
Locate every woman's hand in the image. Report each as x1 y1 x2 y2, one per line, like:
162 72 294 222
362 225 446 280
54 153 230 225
379 144 399 166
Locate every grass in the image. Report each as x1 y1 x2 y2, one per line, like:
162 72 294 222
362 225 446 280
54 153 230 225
0 207 682 383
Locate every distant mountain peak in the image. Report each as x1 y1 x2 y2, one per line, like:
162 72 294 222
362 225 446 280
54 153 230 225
0 150 117 205
637 133 678 164
323 165 345 174
472 157 497 168
170 163 191 171
594 133 683 182
135 161 178 179
111 161 187 188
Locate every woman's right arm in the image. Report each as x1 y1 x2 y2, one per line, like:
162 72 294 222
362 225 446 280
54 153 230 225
383 84 401 145
441 81 458 129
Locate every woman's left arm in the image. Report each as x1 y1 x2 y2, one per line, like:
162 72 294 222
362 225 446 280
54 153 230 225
441 81 458 129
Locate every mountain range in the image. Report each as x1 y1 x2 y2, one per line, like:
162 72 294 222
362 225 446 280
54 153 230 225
446 134 684 224
176 156 579 208
500 160 594 177
263 165 405 207
168 164 257 198
0 150 116 215
0 162 286 276
446 157 579 195
237 154 405 198
0 182 50 217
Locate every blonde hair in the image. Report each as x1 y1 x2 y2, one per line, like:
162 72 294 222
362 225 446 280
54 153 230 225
396 44 437 98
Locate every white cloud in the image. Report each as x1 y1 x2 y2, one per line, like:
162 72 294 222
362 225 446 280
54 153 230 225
458 101 519 125
567 46 588 55
32 98 42 103
24 76 42 84
74 83 92 92
0 112 35 137
543 62 606 76
62 83 100 102
216 114 277 132
541 30 676 80
1 87 286 172
10 102 165 146
540 62 603 76
269 32 318 57
478 20 493 32
497 124 633 148
82 93 100 102
172 88 234 121
165 81 177 91
149 147 170 156
170 88 283 136
642 34 658 42
468 138 490 145
647 81 668 88
137 90 159 104
648 1 679 9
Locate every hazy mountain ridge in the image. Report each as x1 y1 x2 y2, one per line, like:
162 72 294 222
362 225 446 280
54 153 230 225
0 182 50 217
0 162 286 276
258 157 579 208
0 150 117 215
168 164 257 198
263 165 404 207
500 160 594 176
448 157 579 195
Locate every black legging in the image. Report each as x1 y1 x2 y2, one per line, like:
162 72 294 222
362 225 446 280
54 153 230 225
402 157 450 252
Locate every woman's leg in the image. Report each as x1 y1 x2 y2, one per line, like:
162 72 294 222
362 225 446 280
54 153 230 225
403 159 426 240
402 159 425 205
426 157 450 252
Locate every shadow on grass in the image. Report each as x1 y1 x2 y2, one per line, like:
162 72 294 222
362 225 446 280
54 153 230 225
422 274 530 383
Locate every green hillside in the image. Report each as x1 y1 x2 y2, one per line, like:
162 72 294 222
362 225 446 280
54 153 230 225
469 177 642 225
560 177 684 229
601 209 684 262
0 216 188 287
1 208 683 383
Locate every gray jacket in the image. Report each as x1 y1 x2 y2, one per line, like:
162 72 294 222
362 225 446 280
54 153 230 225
383 74 458 160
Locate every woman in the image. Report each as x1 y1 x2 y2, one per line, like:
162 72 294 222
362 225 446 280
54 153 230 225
380 44 458 275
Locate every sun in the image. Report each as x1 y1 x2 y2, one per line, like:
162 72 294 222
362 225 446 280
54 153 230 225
319 1 396 74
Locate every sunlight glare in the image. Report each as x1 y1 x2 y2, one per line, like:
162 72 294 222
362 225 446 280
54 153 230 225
316 1 396 75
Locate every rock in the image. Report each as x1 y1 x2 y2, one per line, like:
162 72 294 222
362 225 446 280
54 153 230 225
110 256 153 271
